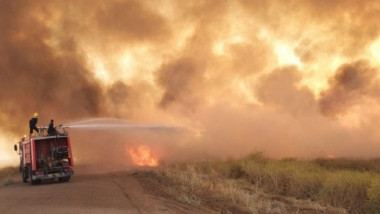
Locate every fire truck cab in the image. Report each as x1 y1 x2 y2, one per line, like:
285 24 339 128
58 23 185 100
14 127 74 185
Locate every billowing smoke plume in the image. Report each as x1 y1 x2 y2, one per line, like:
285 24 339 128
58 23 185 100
0 0 104 134
2 0 380 166
319 60 378 117
157 57 206 110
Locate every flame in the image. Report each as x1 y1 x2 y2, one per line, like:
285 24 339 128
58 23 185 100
127 145 158 166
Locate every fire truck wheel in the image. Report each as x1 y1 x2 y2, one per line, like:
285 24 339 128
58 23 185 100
58 176 70 182
29 167 37 185
22 168 27 183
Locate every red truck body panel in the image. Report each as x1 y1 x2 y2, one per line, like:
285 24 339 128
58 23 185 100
18 134 74 183
67 137 74 166
22 139 32 166
32 139 36 170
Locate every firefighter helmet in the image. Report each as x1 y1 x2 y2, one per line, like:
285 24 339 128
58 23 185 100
34 112 38 117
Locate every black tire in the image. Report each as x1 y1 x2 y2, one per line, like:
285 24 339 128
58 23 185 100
21 167 28 183
58 176 70 182
29 167 37 185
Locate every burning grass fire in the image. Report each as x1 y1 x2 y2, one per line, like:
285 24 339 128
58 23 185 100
1 1 380 213
2 0 380 161
127 146 158 167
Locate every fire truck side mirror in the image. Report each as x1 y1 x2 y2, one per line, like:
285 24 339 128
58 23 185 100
14 144 17 151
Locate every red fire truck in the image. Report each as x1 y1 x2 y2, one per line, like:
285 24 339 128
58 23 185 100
14 127 74 185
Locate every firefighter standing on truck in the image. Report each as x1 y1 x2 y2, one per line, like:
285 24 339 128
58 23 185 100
48 119 57 135
29 112 39 135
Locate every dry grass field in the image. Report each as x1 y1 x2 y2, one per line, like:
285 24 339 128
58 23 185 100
153 153 380 214
0 166 18 186
2 154 380 213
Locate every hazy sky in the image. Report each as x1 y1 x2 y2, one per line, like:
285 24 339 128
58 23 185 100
1 0 380 165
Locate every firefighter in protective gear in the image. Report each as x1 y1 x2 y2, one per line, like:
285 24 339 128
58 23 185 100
29 113 39 135
48 119 57 136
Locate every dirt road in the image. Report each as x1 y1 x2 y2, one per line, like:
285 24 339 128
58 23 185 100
0 171 204 214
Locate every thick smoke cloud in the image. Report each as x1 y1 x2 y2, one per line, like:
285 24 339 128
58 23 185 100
0 0 104 135
319 60 378 117
255 66 317 117
95 0 171 43
157 57 206 110
2 0 380 167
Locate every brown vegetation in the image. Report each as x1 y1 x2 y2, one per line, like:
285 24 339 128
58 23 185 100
0 166 18 186
153 153 380 214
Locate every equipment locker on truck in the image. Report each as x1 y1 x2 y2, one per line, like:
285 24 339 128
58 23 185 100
14 126 74 185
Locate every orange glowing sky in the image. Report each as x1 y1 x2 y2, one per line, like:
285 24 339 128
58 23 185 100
2 0 380 166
